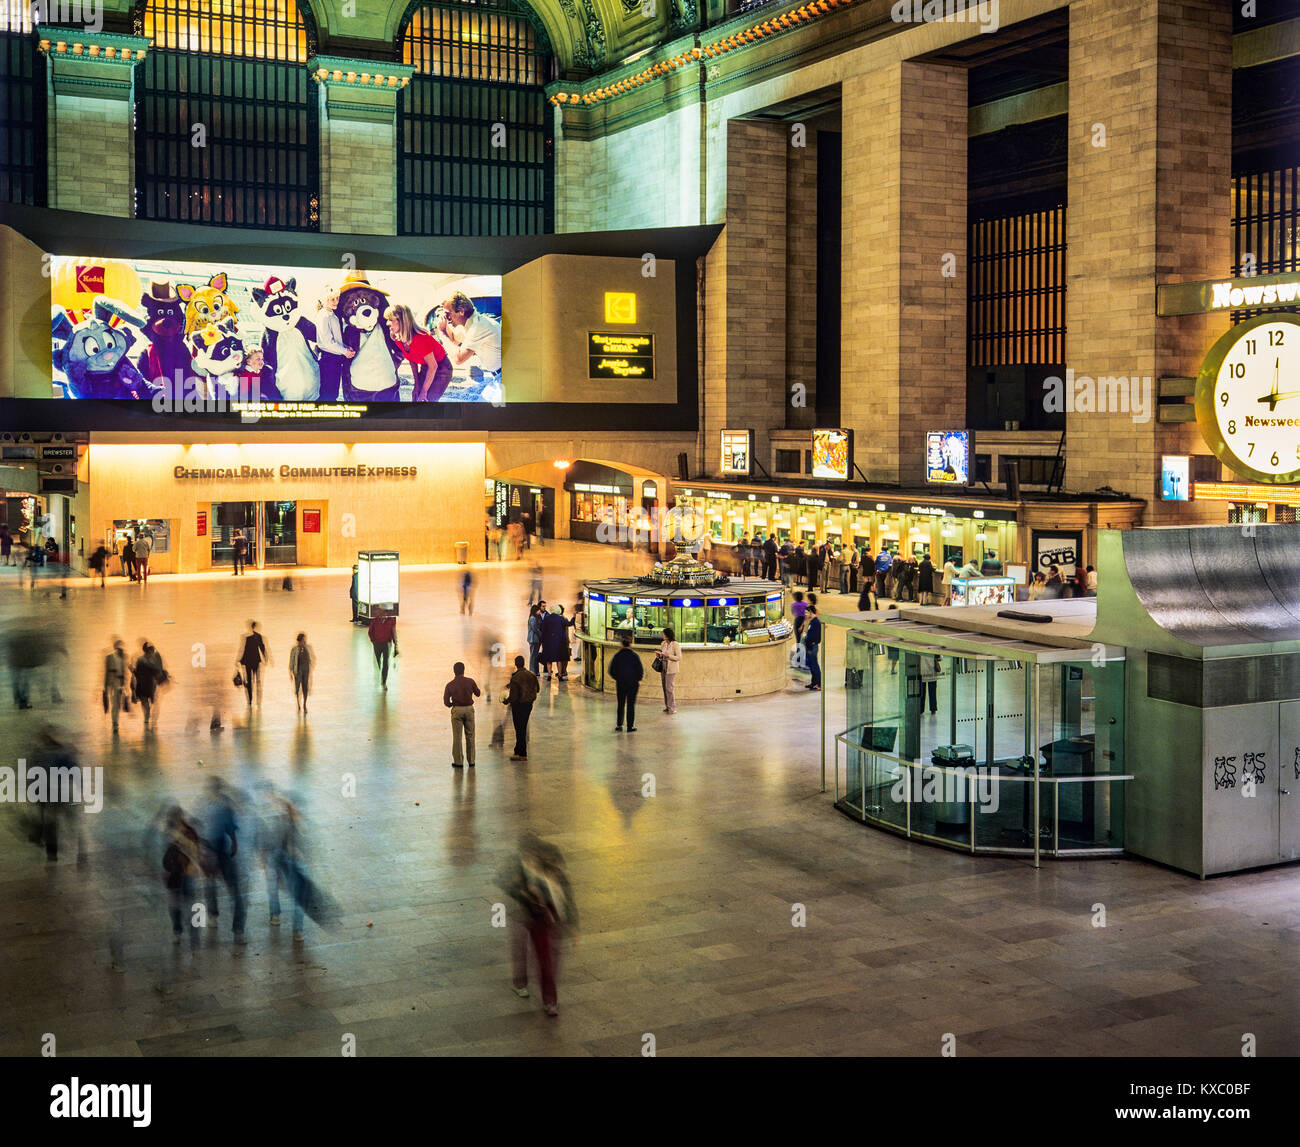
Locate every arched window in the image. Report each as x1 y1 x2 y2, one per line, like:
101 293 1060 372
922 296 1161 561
134 0 319 229
0 2 46 205
397 0 554 236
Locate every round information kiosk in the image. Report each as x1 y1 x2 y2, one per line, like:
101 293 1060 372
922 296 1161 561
579 555 793 699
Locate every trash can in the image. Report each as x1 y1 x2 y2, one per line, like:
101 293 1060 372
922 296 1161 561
455 541 469 564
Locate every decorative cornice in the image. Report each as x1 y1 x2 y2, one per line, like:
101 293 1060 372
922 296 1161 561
308 55 415 89
547 0 848 107
36 27 151 63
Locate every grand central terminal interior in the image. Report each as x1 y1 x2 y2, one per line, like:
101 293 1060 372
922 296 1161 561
1 0 1297 1110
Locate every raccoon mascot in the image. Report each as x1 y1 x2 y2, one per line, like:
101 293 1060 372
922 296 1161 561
337 271 404 401
252 276 320 401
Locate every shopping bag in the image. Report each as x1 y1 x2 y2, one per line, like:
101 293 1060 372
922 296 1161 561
233 671 244 688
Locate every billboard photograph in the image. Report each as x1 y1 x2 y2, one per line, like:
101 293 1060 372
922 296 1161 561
48 256 502 406
811 428 853 481
926 430 971 485
1160 455 1191 501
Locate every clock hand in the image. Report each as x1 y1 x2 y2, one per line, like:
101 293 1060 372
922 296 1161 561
1258 388 1300 406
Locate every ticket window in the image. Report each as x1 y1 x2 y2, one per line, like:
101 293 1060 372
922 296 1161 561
585 596 606 636
740 596 768 634
749 517 768 542
765 595 783 624
607 600 633 637
634 601 666 642
774 518 792 542
707 604 740 644
678 604 706 644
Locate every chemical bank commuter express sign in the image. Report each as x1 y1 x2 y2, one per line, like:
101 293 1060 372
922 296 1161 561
174 463 419 479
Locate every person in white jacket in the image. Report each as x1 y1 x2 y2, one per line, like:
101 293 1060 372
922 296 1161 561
658 627 682 714
941 559 958 605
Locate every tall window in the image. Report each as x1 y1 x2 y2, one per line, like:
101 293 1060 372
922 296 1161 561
1232 166 1299 278
968 204 1067 366
397 0 554 236
134 0 319 229
0 2 46 205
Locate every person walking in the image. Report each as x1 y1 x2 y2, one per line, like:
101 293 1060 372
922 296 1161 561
443 662 481 768
0 524 11 565
803 605 823 691
657 627 681 714
133 531 153 585
121 534 137 582
460 569 475 615
918 553 936 605
502 833 578 1017
941 556 958 605
104 639 129 733
161 806 205 947
503 655 540 761
609 636 643 731
541 604 570 680
527 604 544 676
256 785 305 940
288 632 314 714
367 606 398 691
528 564 543 607
236 621 269 707
232 530 249 576
88 543 109 587
132 640 167 729
201 777 247 945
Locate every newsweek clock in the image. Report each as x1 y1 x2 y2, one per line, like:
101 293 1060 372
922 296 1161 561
1194 313 1300 484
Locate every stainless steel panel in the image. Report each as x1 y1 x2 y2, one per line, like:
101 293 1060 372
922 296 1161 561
1279 700 1300 861
1202 703 1280 874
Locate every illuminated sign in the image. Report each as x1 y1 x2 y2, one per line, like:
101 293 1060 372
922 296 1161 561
1161 455 1190 501
588 592 606 602
909 505 948 516
604 292 637 323
1158 272 1300 316
926 430 971 485
173 464 418 480
797 497 828 507
707 598 739 606
588 332 655 379
1194 482 1300 506
721 430 753 476
811 428 853 481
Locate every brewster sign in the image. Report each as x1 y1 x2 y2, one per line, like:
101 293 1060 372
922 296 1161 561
174 464 419 479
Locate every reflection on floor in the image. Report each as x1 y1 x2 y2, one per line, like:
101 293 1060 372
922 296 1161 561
1 543 1298 1056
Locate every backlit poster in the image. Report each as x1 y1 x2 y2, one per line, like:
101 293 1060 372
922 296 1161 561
49 256 503 405
721 430 753 476
926 431 971 485
811 429 853 481
1160 455 1191 501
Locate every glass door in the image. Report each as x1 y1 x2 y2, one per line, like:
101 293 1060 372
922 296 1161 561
263 501 298 566
211 501 256 568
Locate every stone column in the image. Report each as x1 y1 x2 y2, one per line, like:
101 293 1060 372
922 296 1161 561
702 119 789 476
841 61 967 486
38 29 149 218
1065 0 1232 521
308 57 415 237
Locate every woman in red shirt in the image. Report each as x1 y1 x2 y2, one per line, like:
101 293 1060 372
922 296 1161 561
384 304 453 402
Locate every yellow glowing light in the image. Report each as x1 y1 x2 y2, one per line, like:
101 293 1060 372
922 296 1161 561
554 459 572 469
604 292 637 324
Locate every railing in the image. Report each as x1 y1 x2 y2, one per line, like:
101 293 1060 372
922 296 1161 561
834 726 1131 863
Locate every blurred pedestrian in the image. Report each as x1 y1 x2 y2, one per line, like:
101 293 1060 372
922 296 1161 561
541 605 570 680
132 640 167 729
503 654 539 761
133 531 153 585
528 564 543 606
256 786 305 939
0 523 11 564
460 569 475 615
161 806 204 946
443 661 481 768
608 636 642 731
237 621 269 707
232 530 249 576
201 778 247 945
527 603 543 676
657 626 681 714
367 606 398 690
502 833 578 1017
88 543 109 587
288 632 314 714
803 605 822 691
104 638 129 732
121 535 137 582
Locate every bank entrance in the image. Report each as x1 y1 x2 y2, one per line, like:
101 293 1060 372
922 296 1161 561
210 501 299 569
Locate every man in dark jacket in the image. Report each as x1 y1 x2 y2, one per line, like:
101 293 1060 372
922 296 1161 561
608 637 644 731
980 550 1004 576
803 606 823 691
917 554 936 604
763 535 778 580
503 655 540 760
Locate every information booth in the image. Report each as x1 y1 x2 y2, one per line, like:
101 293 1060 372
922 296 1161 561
579 555 792 699
356 550 400 621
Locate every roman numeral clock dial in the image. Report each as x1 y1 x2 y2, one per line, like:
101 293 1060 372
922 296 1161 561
1195 314 1300 483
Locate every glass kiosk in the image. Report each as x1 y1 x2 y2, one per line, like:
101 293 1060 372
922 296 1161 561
357 550 399 621
579 555 792 698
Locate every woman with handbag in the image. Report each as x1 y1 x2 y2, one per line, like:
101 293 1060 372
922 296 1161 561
656 627 682 714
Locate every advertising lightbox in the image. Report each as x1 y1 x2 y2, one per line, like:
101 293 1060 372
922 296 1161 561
926 431 971 485
811 429 853 481
357 550 400 619
720 430 753 477
1160 455 1191 501
49 255 502 405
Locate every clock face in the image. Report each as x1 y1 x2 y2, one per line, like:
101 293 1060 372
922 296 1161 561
1195 314 1300 484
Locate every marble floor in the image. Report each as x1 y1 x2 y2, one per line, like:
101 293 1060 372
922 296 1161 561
1 543 1297 1057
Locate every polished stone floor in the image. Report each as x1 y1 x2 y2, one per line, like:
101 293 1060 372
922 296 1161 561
1 543 1297 1057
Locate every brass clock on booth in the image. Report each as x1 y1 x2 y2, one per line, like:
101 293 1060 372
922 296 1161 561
1194 313 1300 484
